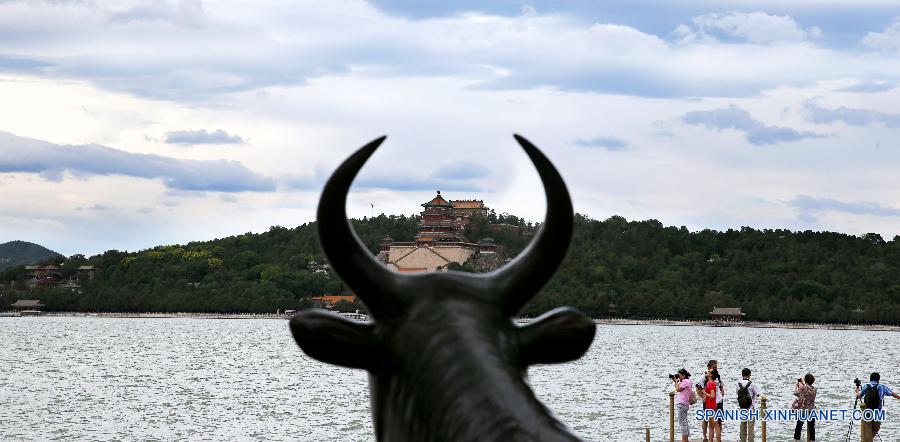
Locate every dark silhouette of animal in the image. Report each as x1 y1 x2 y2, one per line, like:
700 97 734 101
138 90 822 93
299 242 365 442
290 134 595 442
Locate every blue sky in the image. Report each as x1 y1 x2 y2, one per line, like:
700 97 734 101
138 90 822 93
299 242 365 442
1 0 899 255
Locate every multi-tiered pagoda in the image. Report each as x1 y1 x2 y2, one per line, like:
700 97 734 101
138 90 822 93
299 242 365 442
377 191 498 272
415 191 462 244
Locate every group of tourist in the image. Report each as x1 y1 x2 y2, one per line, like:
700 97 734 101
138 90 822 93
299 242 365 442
671 360 899 442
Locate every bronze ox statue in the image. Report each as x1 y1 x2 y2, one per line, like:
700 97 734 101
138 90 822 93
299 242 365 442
290 135 595 441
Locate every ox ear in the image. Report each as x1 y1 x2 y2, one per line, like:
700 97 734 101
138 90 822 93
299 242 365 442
289 309 379 370
516 307 595 367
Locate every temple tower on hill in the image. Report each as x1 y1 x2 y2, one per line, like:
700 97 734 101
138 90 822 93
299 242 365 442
377 191 498 272
415 191 462 244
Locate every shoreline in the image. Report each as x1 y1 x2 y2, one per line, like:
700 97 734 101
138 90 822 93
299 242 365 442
3 311 900 332
593 317 900 332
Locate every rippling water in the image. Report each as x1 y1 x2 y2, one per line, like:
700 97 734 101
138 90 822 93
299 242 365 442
2 318 899 441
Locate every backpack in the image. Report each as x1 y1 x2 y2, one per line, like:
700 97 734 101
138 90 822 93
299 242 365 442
689 385 698 405
864 384 882 410
737 380 753 409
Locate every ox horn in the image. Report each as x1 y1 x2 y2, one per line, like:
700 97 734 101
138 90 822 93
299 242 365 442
317 136 406 319
487 134 574 315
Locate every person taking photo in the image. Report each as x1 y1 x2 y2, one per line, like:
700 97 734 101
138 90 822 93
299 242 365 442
695 359 723 442
792 373 816 442
672 368 693 442
701 370 721 442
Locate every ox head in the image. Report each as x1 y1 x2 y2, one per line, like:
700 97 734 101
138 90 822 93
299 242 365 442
290 135 595 442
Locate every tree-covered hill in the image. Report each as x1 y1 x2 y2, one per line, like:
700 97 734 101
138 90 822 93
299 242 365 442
2 214 900 324
526 215 900 323
0 240 63 270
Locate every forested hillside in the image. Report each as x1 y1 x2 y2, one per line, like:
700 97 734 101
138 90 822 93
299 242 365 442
2 214 900 324
0 240 63 270
527 215 900 323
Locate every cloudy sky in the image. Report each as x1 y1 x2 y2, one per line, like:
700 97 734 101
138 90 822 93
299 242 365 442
2 0 900 256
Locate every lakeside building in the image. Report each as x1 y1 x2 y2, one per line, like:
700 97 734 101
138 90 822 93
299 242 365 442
311 295 357 309
709 307 746 322
10 299 46 316
377 191 500 272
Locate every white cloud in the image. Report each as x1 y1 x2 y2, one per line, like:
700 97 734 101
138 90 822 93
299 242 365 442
108 0 208 27
691 11 820 44
862 18 900 52
0 2 897 100
2 1 900 254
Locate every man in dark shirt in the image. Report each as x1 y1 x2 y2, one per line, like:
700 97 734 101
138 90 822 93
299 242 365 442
856 372 900 441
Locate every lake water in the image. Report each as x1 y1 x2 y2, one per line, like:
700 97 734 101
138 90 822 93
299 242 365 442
2 317 899 441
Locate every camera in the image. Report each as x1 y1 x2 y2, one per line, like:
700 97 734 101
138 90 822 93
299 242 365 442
797 378 802 383
854 378 862 388
669 374 677 380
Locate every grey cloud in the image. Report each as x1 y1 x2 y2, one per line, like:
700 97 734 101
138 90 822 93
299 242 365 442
431 161 490 180
164 129 244 145
0 131 275 192
791 195 900 217
573 136 629 151
281 164 482 192
0 55 54 72
796 211 818 224
39 169 64 182
803 100 900 128
683 105 825 145
284 177 481 192
836 80 896 93
284 170 481 192
355 176 480 192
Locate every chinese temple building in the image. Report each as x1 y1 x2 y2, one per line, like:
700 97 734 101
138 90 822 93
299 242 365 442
23 264 98 290
377 191 498 272
415 191 462 244
25 265 63 288
450 199 489 223
709 307 746 322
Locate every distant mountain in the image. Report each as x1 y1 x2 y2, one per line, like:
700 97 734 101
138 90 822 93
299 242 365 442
0 240 63 270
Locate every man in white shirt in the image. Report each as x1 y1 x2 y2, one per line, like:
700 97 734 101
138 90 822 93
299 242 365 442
736 368 762 442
